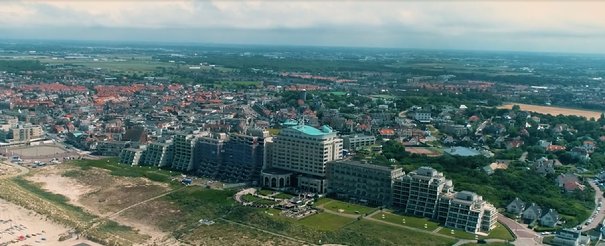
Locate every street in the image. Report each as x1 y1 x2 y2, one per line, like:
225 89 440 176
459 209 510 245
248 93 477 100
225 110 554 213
498 215 542 246
582 180 604 232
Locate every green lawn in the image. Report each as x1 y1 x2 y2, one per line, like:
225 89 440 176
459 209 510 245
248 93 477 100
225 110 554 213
273 193 295 199
485 222 515 241
241 194 278 206
437 227 477 240
346 221 456 246
297 212 356 231
73 158 179 184
371 212 439 231
318 198 377 215
257 189 274 196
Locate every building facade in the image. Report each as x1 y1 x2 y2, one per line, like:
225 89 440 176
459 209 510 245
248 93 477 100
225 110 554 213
392 167 497 234
140 142 173 167
342 135 376 151
265 121 343 193
171 134 196 171
392 167 453 218
327 160 403 205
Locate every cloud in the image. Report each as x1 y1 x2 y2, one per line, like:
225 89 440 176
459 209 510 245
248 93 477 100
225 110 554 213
1 1 604 53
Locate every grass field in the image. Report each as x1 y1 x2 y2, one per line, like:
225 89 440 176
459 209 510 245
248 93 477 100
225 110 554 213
372 211 439 231
346 221 456 246
317 198 378 215
241 194 278 205
74 158 178 184
437 227 477 240
297 212 355 231
499 103 603 119
485 222 515 241
215 81 262 88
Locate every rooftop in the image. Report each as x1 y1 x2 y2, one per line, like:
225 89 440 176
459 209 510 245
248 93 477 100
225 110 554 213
289 124 334 136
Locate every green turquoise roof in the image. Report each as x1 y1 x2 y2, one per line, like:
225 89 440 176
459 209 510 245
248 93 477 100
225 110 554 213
290 125 333 136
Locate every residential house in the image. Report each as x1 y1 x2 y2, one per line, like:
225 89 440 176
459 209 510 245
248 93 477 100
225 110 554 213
540 209 560 227
533 157 557 176
557 173 585 192
522 203 542 224
483 161 509 175
570 147 590 162
506 197 526 217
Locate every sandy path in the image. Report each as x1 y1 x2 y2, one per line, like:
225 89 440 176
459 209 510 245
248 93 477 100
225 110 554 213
0 199 100 246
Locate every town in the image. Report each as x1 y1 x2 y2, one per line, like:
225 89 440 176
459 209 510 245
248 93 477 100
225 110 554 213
0 40 605 246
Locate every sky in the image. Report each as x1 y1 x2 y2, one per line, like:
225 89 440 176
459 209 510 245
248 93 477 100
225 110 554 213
1 0 605 53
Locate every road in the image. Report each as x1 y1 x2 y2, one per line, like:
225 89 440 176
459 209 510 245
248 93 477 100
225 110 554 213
498 216 542 246
582 180 604 232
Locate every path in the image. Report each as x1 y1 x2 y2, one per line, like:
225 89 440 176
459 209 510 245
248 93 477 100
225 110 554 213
498 216 541 246
582 180 604 232
519 152 528 162
106 186 187 219
0 160 29 179
218 218 313 245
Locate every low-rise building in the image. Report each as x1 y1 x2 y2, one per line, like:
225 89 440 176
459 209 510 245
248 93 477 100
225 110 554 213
506 197 526 217
327 160 403 206
342 135 376 151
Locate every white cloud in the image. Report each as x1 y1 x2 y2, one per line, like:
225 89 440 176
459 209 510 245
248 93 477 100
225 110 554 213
1 1 605 52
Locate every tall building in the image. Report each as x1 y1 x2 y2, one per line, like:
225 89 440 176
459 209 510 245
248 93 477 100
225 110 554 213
222 129 271 184
327 160 403 205
439 191 498 233
140 141 173 167
195 133 227 178
262 120 343 193
392 167 453 218
392 167 497 234
119 147 144 166
171 133 196 171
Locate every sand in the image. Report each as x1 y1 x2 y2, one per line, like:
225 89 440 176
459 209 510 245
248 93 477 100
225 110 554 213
499 103 603 119
26 165 175 245
0 199 100 246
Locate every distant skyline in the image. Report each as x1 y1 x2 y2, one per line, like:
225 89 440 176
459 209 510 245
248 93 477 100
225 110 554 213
2 1 605 54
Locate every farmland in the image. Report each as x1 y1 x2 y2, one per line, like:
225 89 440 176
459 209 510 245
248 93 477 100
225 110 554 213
499 103 603 119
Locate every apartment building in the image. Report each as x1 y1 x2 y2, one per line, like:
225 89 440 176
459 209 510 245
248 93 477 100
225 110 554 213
140 141 173 167
265 121 343 193
171 133 196 171
342 135 376 151
439 191 498 233
392 167 453 218
392 167 497 234
11 124 43 142
222 129 271 184
327 160 403 205
119 147 144 166
195 133 227 178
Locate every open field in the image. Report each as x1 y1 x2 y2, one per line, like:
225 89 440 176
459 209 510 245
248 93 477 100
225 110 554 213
406 147 443 157
317 198 378 215
499 103 603 119
297 212 355 231
1 144 75 161
346 220 456 246
371 211 439 231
